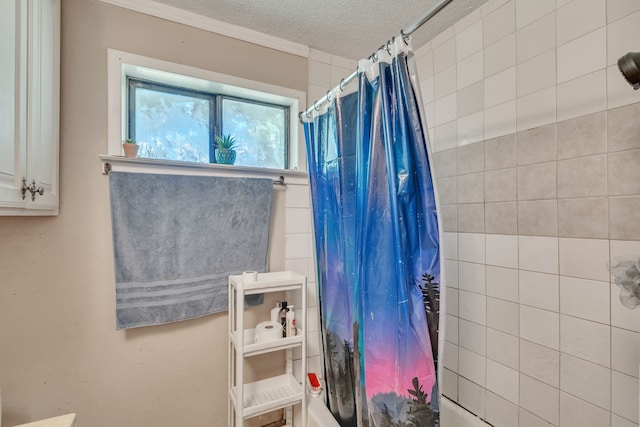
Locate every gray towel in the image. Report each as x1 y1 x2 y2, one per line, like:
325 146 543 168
109 172 272 329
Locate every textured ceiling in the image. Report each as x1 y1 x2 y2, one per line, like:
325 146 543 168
152 0 490 59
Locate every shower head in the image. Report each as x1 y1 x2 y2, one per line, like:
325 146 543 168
617 52 640 90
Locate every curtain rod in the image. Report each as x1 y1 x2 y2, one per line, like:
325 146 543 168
299 0 454 121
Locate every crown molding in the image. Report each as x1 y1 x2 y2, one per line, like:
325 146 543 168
96 0 310 58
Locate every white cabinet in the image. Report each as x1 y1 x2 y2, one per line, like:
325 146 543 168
228 271 307 427
0 0 60 216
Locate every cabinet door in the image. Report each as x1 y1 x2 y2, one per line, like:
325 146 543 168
0 0 27 211
25 0 60 213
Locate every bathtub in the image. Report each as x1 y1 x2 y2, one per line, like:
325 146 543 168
306 395 489 427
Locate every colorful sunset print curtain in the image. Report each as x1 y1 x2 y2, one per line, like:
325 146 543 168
303 38 442 427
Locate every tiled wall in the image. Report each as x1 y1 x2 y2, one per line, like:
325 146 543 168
413 0 640 425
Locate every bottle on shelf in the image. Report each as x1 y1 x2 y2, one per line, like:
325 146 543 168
271 301 281 323
286 305 296 337
279 301 288 337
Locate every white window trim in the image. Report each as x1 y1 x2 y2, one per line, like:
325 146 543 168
106 48 307 174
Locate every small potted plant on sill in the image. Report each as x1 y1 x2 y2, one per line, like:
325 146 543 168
122 138 139 158
214 134 237 165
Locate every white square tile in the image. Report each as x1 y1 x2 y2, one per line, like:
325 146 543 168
457 51 484 89
459 347 487 386
285 258 310 280
457 81 484 117
611 327 639 378
561 353 611 410
557 69 607 122
443 232 459 260
434 121 458 152
308 60 331 87
285 184 310 208
459 319 487 355
481 0 511 16
286 233 310 259
516 12 556 63
454 8 483 35
434 64 457 99
459 290 487 325
457 111 484 146
487 297 519 336
330 64 352 87
457 20 483 61
443 368 459 400
458 376 487 418
459 261 486 295
519 408 555 427
415 50 434 79
560 392 611 427
608 0 640 23
607 10 640 66
520 305 559 349
560 314 611 367
557 0 606 46
434 93 458 126
459 232 486 263
484 33 516 77
434 37 457 74
487 327 519 369
309 49 331 64
420 76 435 104
559 276 610 323
607 65 640 110
520 338 560 387
517 50 556 97
446 287 459 316
519 270 559 312
559 238 609 281
424 102 436 130
516 86 557 132
445 259 459 288
446 314 460 344
486 266 519 302
612 414 638 427
486 234 518 268
557 28 606 83
487 359 519 404
611 284 640 333
285 208 310 234
485 67 517 108
484 100 517 140
515 0 555 29
486 390 519 427
519 373 560 425
519 235 559 274
483 0 515 47
611 370 639 423
444 341 459 371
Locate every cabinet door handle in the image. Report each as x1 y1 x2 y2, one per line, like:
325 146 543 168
21 178 45 201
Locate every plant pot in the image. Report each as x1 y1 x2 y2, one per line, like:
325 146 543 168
122 143 139 158
215 148 236 165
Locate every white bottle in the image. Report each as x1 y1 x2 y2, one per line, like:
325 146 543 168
271 301 281 323
286 305 296 337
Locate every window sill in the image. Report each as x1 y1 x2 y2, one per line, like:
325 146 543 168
99 155 309 185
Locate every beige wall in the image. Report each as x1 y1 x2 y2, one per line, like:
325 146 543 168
0 0 307 425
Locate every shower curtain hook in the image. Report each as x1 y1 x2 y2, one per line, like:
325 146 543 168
400 30 410 45
386 37 394 55
339 78 346 91
313 100 321 111
326 89 333 103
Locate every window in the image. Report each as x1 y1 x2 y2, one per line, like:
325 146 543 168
108 50 305 172
128 78 289 169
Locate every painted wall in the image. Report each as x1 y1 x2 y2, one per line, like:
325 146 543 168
412 0 640 425
0 0 308 425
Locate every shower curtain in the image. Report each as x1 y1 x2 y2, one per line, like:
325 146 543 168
303 38 442 427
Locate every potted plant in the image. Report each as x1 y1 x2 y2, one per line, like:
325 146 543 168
122 138 139 158
214 134 238 165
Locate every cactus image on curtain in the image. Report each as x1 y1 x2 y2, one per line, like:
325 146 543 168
303 37 442 427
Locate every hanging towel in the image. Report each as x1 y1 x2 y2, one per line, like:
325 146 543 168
109 172 272 329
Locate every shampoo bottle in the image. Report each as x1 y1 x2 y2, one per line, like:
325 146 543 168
271 301 282 323
286 305 296 337
279 301 288 337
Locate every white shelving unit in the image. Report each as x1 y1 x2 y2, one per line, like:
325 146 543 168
228 271 307 427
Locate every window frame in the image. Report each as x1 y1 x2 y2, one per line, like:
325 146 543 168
107 49 306 172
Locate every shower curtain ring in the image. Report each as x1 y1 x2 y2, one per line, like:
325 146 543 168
386 37 394 54
326 90 333 103
313 100 321 111
400 30 409 45
339 78 346 91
